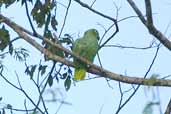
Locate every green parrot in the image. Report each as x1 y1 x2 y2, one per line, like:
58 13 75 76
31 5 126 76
73 29 100 81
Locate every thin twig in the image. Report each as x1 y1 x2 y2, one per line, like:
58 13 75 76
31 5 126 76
56 1 67 8
24 99 29 114
0 72 44 113
99 23 114 45
117 81 123 109
90 0 96 7
104 44 156 50
73 0 119 49
24 0 37 36
55 99 65 114
59 0 71 37
73 0 116 22
164 98 171 114
115 44 160 114
127 0 171 51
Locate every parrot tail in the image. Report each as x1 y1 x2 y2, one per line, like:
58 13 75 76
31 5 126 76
74 69 86 81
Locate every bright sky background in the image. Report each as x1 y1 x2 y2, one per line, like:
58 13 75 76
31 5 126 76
0 0 171 114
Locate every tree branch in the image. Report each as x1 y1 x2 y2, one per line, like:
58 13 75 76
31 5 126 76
59 0 71 37
73 0 119 49
127 0 146 25
24 0 37 36
164 98 171 114
127 0 171 51
1 14 171 87
145 0 153 26
73 0 116 22
0 72 44 113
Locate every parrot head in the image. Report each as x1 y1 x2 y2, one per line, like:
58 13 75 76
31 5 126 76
84 29 100 40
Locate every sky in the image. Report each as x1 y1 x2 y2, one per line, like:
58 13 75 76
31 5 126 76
0 0 171 114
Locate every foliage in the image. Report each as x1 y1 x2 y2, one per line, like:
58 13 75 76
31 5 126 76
0 97 13 114
143 101 159 114
145 74 160 86
0 0 170 114
0 0 73 90
0 26 10 51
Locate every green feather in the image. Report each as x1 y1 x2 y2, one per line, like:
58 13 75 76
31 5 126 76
73 29 99 81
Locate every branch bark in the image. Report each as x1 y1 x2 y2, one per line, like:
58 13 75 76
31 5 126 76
145 0 153 26
127 0 171 51
1 14 171 87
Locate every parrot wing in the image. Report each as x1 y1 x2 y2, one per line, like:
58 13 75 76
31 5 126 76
73 38 88 80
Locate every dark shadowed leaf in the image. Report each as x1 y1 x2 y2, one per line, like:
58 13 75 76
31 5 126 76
0 97 2 101
2 109 5 114
21 0 32 5
38 65 47 76
13 48 29 61
0 26 10 51
51 15 58 31
64 76 71 91
48 75 53 87
61 38 73 45
0 0 16 8
31 111 39 114
25 65 37 79
7 104 12 109
8 43 13 55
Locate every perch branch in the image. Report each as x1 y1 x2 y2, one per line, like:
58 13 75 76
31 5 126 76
1 14 171 87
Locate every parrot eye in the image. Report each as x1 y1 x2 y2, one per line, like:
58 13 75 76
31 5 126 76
93 30 100 40
94 29 97 33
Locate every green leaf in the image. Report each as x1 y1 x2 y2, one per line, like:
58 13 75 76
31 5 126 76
9 43 13 55
0 0 16 8
31 1 45 27
7 104 12 109
64 76 71 91
38 65 47 76
0 26 10 51
48 75 53 87
51 15 58 31
31 111 39 114
25 65 37 79
31 0 53 28
44 30 53 39
30 65 36 78
14 48 29 61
